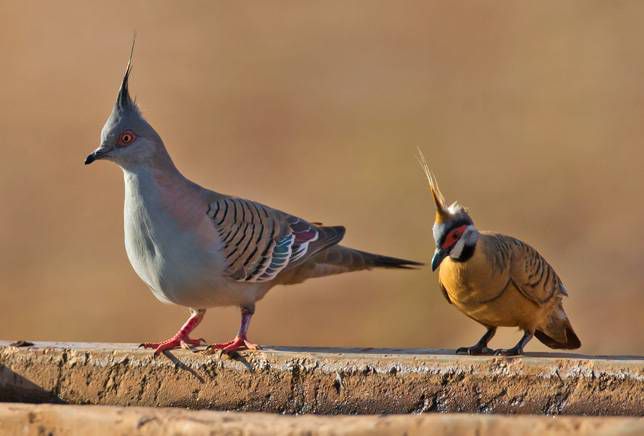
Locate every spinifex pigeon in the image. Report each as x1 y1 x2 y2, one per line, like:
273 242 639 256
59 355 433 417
85 48 421 354
416 149 580 356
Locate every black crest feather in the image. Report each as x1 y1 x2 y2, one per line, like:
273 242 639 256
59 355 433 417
116 34 136 112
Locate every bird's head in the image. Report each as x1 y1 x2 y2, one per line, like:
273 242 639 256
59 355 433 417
416 148 479 271
85 39 165 169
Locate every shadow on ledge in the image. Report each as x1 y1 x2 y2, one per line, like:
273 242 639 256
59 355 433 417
0 364 66 404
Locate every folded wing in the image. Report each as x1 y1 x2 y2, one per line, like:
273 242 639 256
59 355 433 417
504 235 567 305
207 197 345 283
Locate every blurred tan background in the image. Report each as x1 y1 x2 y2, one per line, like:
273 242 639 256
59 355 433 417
0 1 642 355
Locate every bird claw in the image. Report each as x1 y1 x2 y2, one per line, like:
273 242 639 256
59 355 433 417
456 345 494 356
493 347 523 356
140 335 207 355
185 337 207 347
207 336 261 353
181 338 207 352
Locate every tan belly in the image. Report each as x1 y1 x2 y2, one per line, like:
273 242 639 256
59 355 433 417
439 255 541 330
452 283 543 329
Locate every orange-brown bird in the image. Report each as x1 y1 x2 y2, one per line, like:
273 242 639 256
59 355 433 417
417 150 581 355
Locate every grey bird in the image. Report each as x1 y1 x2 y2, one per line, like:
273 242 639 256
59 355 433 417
85 46 422 354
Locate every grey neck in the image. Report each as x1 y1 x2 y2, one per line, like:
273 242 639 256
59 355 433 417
119 141 179 173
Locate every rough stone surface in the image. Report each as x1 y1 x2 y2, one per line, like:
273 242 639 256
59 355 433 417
1 403 643 436
0 342 642 416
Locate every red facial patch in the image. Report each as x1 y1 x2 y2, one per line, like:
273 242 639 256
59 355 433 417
441 224 468 249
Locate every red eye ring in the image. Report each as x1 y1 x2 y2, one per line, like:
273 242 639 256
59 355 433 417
117 130 136 146
441 224 469 249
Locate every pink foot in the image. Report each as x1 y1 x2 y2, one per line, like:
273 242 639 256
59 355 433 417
209 336 261 353
140 334 206 355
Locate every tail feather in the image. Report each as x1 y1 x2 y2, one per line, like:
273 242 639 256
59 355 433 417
348 248 424 269
535 319 581 350
278 245 422 285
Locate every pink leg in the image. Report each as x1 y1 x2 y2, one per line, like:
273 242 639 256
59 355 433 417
210 306 261 352
141 309 207 355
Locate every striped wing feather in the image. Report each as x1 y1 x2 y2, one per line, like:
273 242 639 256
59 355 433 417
207 197 344 283
484 233 566 306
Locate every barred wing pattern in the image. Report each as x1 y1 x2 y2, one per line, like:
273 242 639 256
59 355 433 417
207 197 344 283
483 233 566 306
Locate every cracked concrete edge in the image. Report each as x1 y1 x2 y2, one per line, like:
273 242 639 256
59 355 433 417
0 342 642 415
0 403 643 436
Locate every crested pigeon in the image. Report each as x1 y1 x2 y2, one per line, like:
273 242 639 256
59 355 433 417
416 149 580 355
84 46 422 354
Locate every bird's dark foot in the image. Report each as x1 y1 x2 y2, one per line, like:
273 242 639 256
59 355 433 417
493 347 524 356
456 345 495 355
207 336 261 353
140 335 207 355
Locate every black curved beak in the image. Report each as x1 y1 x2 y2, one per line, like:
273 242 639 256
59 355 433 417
84 147 110 165
431 247 448 271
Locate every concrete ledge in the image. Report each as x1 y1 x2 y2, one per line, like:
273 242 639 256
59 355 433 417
0 342 642 416
1 403 643 436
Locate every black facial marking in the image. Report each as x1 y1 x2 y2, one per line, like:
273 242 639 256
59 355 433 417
451 241 477 263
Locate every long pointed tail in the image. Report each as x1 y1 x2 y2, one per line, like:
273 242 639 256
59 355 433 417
341 247 424 270
278 245 423 285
